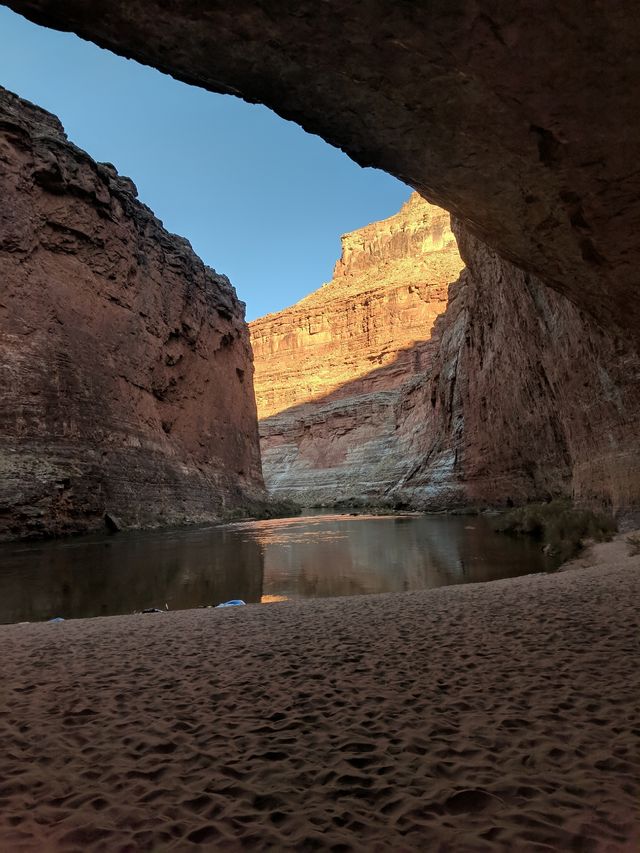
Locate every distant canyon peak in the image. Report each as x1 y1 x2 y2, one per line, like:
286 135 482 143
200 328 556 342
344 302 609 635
251 195 640 519
249 194 465 507
251 194 463 420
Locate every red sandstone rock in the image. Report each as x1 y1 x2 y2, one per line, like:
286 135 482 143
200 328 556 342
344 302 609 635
412 223 640 518
252 197 640 520
250 194 465 506
251 195 462 418
4 2 640 522
0 87 265 540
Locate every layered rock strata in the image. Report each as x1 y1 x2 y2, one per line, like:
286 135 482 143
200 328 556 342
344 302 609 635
252 197 640 519
0 87 265 540
403 224 640 518
250 194 465 505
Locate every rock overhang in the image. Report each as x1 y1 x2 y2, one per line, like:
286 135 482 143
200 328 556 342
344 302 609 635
3 0 640 342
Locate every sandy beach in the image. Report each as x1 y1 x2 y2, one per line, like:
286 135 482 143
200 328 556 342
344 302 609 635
0 536 639 851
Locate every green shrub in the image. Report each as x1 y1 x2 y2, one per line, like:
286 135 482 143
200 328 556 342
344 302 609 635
255 498 302 520
493 499 616 562
222 498 302 522
626 533 640 556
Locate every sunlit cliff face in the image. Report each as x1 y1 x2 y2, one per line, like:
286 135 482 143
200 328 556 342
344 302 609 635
249 194 464 421
249 187 640 518
247 195 468 510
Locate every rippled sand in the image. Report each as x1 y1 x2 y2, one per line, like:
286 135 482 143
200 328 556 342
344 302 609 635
0 536 638 851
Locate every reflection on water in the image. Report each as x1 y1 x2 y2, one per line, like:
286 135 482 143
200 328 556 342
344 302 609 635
0 527 263 624
251 514 559 599
0 514 558 624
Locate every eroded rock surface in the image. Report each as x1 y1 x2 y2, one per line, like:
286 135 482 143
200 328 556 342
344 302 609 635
0 87 265 540
250 194 465 506
252 197 640 518
412 223 640 517
5 0 640 346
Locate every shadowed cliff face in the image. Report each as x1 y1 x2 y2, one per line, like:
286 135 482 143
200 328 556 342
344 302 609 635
390 224 640 517
0 87 265 540
422 224 640 516
4 0 640 346
256 342 461 509
253 197 640 518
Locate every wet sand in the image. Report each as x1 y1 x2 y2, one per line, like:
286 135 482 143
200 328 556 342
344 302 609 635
0 535 639 851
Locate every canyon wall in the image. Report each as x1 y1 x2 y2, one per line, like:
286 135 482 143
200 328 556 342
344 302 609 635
407 224 640 517
4 2 640 522
250 194 465 506
0 87 265 540
252 198 640 519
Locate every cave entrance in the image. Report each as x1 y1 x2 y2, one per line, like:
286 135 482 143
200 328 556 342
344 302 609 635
3 3 639 527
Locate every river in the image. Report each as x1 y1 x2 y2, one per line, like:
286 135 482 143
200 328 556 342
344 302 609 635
0 513 558 623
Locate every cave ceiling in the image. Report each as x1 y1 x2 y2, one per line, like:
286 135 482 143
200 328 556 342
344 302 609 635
4 0 640 341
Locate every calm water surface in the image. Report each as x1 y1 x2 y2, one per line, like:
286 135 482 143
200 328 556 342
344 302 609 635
0 514 558 624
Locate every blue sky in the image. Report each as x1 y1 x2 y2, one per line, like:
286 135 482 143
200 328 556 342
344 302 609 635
0 6 410 320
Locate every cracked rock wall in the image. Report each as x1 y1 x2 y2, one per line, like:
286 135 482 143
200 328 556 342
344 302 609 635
397 223 640 518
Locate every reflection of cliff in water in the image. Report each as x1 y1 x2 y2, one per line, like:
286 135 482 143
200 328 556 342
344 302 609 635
0 514 557 624
258 515 557 600
0 527 264 623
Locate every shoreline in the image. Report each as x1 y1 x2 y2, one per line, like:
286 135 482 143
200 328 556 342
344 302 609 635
1 512 558 627
1 535 639 850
